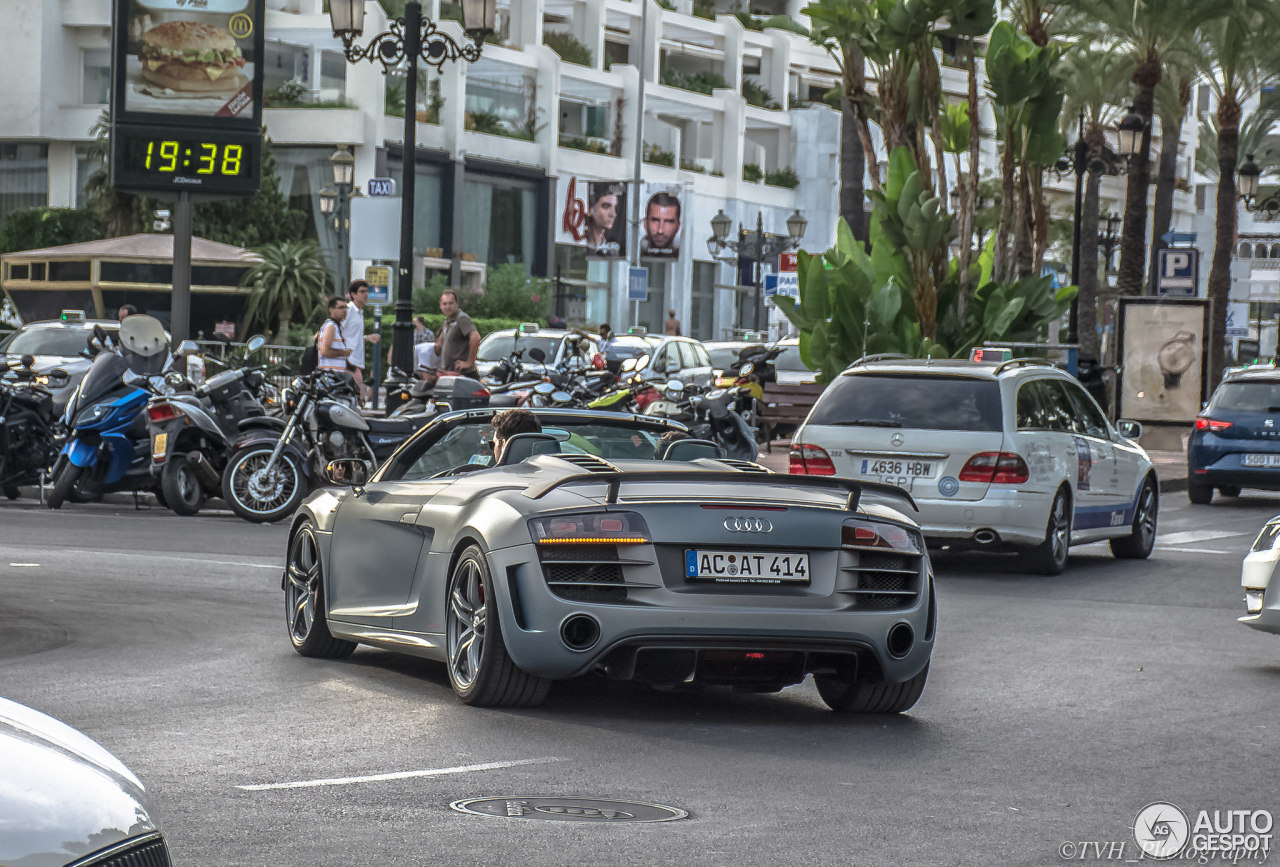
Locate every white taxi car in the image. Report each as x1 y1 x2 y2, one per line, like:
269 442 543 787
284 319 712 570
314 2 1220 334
788 349 1158 573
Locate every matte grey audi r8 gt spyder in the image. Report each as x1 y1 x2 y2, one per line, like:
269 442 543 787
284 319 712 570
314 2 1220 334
281 408 935 713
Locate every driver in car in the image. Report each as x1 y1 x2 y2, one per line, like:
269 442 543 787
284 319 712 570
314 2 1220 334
489 408 542 464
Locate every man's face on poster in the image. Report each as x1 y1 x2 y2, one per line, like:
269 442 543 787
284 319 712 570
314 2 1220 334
645 203 680 248
588 194 617 232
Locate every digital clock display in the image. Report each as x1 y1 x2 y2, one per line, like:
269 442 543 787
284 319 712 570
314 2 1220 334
113 125 262 195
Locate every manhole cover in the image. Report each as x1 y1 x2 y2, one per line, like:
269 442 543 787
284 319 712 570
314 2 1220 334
450 796 688 823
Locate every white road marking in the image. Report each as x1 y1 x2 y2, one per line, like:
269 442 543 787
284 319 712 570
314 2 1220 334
237 757 565 792
1154 546 1232 555
2 546 279 570
1156 530 1246 546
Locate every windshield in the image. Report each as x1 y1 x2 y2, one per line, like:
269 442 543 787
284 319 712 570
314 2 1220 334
3 327 101 357
774 345 811 372
1210 381 1280 413
604 337 653 359
385 416 678 481
477 333 562 363
808 374 1002 431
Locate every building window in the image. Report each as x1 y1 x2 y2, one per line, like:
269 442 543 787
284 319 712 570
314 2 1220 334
318 50 347 102
1257 243 1269 258
1197 84 1211 116
1240 242 1253 259
1271 243 1280 259
384 153 445 255
0 143 48 225
460 174 538 268
265 40 309 96
75 145 102 209
1196 183 1209 213
82 49 111 105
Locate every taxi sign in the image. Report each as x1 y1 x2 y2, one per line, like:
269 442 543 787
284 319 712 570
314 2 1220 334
627 326 648 336
60 309 86 322
519 322 540 333
970 347 1013 363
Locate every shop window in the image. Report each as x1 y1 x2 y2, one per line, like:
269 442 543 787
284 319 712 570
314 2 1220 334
0 142 48 225
460 174 538 267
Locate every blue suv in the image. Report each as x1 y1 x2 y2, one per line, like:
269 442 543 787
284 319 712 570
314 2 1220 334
1187 366 1280 504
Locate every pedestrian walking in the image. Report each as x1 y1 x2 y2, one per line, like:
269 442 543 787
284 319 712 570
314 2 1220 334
341 279 381 404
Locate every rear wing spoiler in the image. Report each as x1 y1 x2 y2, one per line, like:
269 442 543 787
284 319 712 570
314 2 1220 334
524 470 917 512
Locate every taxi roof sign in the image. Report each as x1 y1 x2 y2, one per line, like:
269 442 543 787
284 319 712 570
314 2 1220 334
60 310 86 322
970 347 1013 363
519 322 540 333
627 325 648 336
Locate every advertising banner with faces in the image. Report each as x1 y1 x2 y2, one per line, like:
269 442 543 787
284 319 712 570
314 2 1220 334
555 176 628 260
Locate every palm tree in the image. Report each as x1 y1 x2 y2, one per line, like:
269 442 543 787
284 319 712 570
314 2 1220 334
1146 67 1196 293
83 111 152 238
1058 46 1131 360
1062 0 1236 296
1196 5 1280 385
804 0 878 242
241 240 332 344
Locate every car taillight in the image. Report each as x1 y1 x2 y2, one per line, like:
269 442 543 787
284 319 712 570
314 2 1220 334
1195 417 1232 431
790 443 835 475
529 511 650 545
959 451 1029 484
147 402 178 423
841 518 923 553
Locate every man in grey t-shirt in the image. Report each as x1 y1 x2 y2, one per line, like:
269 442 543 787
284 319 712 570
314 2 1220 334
436 288 480 376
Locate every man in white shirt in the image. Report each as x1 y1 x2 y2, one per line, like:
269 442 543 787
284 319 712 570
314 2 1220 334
340 279 381 403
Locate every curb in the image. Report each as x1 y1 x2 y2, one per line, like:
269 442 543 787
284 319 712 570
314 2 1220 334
1158 477 1188 494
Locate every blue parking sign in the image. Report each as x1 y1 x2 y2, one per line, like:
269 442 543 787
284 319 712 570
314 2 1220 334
1156 248 1199 297
628 267 648 302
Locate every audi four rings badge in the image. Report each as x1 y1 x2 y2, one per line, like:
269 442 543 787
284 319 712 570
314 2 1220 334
724 517 773 533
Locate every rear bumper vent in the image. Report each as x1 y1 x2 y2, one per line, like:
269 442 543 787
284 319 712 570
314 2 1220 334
538 543 627 603
840 551 922 610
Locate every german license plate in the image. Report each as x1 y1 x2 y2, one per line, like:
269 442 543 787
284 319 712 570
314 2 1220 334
685 550 809 584
860 458 933 477
152 432 167 460
1242 454 1280 467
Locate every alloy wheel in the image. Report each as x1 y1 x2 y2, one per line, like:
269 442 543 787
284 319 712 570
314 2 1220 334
286 526 321 644
446 559 487 690
1135 485 1156 548
1050 495 1069 564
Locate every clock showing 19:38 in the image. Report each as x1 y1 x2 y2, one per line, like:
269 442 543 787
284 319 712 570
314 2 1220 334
114 125 262 195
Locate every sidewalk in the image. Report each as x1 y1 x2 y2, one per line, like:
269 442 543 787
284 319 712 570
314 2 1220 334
756 438 1189 494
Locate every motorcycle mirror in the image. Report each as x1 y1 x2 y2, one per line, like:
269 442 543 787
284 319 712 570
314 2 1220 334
528 347 547 363
121 369 144 385
551 390 572 403
46 368 70 388
92 324 108 344
740 362 755 377
635 354 651 372
666 379 685 393
534 381 556 395
246 335 266 352
324 458 371 488
620 358 636 372
20 354 35 369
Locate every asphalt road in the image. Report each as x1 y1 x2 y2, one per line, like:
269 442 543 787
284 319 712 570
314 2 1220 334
1 492 1277 866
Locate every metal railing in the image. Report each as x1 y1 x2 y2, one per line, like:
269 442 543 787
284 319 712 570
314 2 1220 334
195 340 306 388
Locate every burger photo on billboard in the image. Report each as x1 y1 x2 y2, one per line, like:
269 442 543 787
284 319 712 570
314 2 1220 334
138 20 247 94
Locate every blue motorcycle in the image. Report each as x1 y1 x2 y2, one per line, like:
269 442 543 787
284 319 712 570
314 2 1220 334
46 316 172 510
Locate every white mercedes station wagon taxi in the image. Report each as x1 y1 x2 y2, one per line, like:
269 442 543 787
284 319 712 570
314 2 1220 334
789 349 1157 574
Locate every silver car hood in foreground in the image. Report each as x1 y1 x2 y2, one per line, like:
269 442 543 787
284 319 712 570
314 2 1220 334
0 697 160 867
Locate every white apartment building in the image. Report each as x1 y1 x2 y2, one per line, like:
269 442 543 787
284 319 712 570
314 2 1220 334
0 0 1199 341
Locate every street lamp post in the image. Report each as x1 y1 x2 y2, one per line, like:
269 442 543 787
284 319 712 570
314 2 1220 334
707 209 806 335
1098 212 1121 274
318 146 357 293
327 0 493 375
1238 155 1280 217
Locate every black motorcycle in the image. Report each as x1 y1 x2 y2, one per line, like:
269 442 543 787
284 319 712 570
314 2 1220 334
220 370 434 523
143 335 274 515
644 379 759 462
388 371 490 417
0 355 68 499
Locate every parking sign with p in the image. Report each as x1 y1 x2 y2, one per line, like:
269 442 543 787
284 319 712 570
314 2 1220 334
1156 248 1199 297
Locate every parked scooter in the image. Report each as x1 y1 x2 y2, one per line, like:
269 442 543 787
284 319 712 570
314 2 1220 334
46 316 172 509
586 355 660 414
220 369 435 523
644 378 759 461
388 371 489 417
0 356 69 499
143 335 273 516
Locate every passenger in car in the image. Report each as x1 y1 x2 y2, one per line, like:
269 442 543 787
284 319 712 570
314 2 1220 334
491 408 543 464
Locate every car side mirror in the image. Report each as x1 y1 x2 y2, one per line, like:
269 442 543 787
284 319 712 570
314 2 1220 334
1117 419 1142 440
325 458 371 488
529 348 546 363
